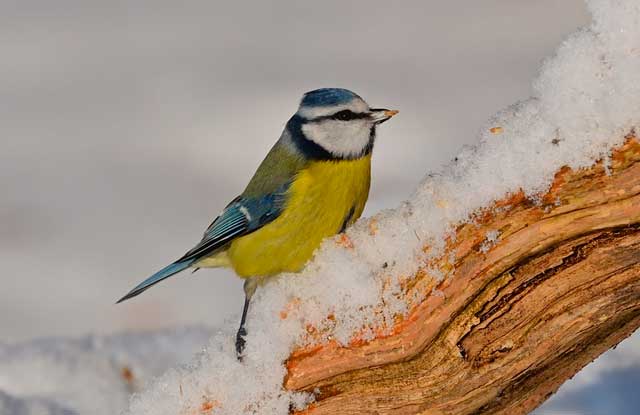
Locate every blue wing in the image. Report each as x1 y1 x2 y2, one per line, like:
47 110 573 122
116 187 288 303
177 191 286 262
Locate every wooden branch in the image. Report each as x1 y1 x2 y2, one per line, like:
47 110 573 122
286 136 640 415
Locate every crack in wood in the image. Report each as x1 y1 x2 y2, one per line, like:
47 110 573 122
479 224 639 325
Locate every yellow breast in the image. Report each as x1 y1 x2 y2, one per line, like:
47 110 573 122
226 155 371 277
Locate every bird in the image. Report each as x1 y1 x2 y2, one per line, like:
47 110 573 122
116 88 398 357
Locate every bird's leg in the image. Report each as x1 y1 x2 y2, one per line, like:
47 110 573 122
236 278 257 360
235 295 250 358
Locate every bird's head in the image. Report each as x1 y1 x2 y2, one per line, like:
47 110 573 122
289 88 398 160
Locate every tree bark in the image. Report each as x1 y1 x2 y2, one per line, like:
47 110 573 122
286 136 640 415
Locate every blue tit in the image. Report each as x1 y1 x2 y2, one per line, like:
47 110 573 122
117 88 398 356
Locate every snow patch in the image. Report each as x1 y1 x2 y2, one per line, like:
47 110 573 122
0 327 212 415
480 230 501 254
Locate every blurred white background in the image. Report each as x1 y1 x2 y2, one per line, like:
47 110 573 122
2 1 638 413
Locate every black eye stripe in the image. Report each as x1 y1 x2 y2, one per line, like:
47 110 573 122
310 110 369 122
333 110 358 121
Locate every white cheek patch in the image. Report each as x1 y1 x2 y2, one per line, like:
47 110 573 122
302 119 372 158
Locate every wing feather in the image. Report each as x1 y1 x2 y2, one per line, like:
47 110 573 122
177 183 289 263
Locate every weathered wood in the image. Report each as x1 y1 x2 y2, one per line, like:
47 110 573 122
287 137 640 414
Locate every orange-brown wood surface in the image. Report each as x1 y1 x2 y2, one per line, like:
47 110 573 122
287 137 640 414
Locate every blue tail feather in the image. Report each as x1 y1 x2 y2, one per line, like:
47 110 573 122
116 260 194 304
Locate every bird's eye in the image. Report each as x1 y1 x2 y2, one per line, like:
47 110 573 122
332 110 356 121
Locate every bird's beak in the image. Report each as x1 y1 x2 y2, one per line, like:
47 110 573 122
369 108 399 124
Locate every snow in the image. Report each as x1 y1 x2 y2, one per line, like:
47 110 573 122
119 0 640 413
0 327 213 415
480 230 501 254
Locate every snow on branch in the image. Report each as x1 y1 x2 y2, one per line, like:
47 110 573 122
125 1 640 414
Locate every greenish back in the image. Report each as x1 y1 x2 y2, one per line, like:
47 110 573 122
242 139 307 198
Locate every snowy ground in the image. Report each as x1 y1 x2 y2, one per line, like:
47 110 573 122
0 327 214 415
2 0 640 414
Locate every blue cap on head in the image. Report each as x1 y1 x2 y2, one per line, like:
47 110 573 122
300 88 360 108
